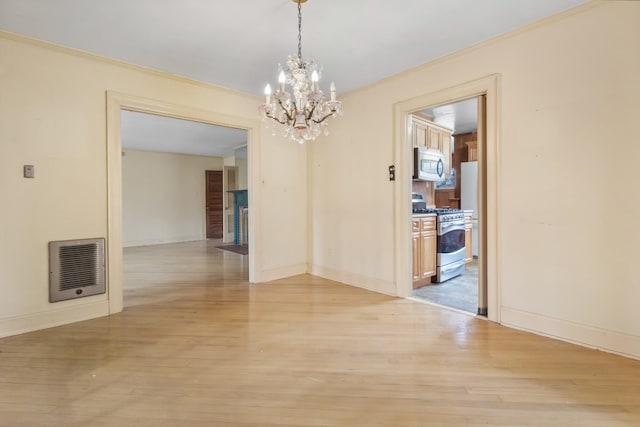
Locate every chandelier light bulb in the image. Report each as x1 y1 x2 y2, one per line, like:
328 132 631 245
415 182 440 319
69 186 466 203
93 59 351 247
278 71 286 92
264 84 272 104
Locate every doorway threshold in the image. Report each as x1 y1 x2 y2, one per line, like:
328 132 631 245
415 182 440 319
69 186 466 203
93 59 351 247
406 296 484 318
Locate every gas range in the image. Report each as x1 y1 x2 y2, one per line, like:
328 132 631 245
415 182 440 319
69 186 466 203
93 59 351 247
411 193 466 283
412 207 465 222
412 207 438 214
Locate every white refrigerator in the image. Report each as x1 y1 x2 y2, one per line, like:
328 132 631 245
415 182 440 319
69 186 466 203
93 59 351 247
460 161 479 257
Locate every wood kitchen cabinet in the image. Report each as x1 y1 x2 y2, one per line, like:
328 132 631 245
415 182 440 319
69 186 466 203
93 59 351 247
411 115 453 178
419 216 437 280
435 188 459 209
412 121 428 147
428 127 441 150
464 211 473 263
466 140 478 162
440 130 452 177
412 220 421 282
413 215 437 288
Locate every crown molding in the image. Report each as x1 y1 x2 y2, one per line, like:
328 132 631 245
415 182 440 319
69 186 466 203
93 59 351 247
341 0 604 99
0 29 261 101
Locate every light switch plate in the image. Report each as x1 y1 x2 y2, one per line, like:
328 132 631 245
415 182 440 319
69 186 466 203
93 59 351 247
24 165 35 178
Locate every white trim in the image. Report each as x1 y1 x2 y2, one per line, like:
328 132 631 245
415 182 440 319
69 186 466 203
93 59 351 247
259 263 309 284
502 307 640 361
407 296 485 318
222 165 239 244
337 1 601 100
0 30 257 100
393 74 501 323
310 265 396 296
247 126 261 284
122 237 207 248
106 91 261 315
0 300 109 339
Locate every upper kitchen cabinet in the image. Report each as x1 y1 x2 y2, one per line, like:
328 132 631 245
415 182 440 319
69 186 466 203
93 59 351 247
411 117 428 148
411 115 453 177
427 127 441 150
466 140 478 161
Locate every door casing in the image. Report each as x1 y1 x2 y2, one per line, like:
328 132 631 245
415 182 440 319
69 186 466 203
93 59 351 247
393 74 501 323
106 91 259 314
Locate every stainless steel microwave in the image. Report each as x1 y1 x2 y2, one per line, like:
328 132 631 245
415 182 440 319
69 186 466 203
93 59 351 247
413 147 445 181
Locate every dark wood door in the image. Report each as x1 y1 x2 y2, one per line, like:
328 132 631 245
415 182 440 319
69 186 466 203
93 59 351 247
205 170 223 239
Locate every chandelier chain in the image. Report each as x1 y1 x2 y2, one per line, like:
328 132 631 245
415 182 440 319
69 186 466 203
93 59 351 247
297 0 302 60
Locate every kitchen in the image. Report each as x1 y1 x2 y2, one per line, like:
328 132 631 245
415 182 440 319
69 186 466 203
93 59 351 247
409 97 484 315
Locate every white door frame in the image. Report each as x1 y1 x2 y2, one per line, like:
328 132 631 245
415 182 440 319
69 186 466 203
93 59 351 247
106 91 259 314
222 165 238 244
393 75 501 322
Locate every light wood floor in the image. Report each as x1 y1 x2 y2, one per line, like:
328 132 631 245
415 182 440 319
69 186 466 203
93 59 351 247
1 241 639 426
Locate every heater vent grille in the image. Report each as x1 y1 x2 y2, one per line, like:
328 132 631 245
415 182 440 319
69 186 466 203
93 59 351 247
49 238 106 302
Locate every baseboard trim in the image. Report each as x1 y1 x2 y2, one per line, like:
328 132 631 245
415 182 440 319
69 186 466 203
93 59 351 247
310 264 395 296
501 306 640 360
257 263 308 283
0 300 110 339
123 236 205 248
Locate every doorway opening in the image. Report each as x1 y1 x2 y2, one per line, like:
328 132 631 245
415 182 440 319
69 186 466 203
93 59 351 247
393 74 499 323
106 91 258 315
409 96 484 315
119 110 250 308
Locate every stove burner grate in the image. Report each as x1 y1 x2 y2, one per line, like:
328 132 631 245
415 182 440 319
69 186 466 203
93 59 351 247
412 207 463 215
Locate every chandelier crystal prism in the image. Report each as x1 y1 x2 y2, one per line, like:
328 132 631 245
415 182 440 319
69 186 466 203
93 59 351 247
259 0 342 144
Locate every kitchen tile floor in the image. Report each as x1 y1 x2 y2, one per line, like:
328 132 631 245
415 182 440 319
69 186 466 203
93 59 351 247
412 259 478 314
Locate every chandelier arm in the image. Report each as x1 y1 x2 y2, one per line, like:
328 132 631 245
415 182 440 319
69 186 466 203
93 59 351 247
277 98 295 123
312 112 337 125
265 112 289 126
305 103 317 120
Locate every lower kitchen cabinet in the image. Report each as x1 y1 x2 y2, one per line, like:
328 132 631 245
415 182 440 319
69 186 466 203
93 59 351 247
464 211 473 263
413 215 436 288
412 232 421 282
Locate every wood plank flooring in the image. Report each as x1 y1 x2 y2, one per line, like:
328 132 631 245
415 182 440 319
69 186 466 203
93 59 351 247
0 240 639 426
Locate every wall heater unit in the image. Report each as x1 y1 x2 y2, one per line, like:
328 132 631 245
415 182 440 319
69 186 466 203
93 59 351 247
49 238 106 302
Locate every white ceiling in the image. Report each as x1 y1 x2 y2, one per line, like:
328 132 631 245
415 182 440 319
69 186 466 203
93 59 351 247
420 97 478 135
121 110 247 157
0 0 586 154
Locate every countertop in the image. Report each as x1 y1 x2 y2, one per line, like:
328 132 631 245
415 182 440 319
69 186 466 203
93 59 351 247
412 213 437 218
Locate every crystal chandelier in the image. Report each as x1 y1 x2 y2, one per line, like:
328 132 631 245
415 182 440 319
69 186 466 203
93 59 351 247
259 0 342 144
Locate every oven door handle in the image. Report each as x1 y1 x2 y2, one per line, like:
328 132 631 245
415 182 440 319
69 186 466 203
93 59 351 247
440 260 465 273
439 221 465 234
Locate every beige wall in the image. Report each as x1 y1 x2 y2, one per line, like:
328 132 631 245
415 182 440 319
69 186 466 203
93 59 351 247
122 149 223 247
2 1 639 359
309 1 640 358
236 157 248 190
0 31 307 337
222 149 248 189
